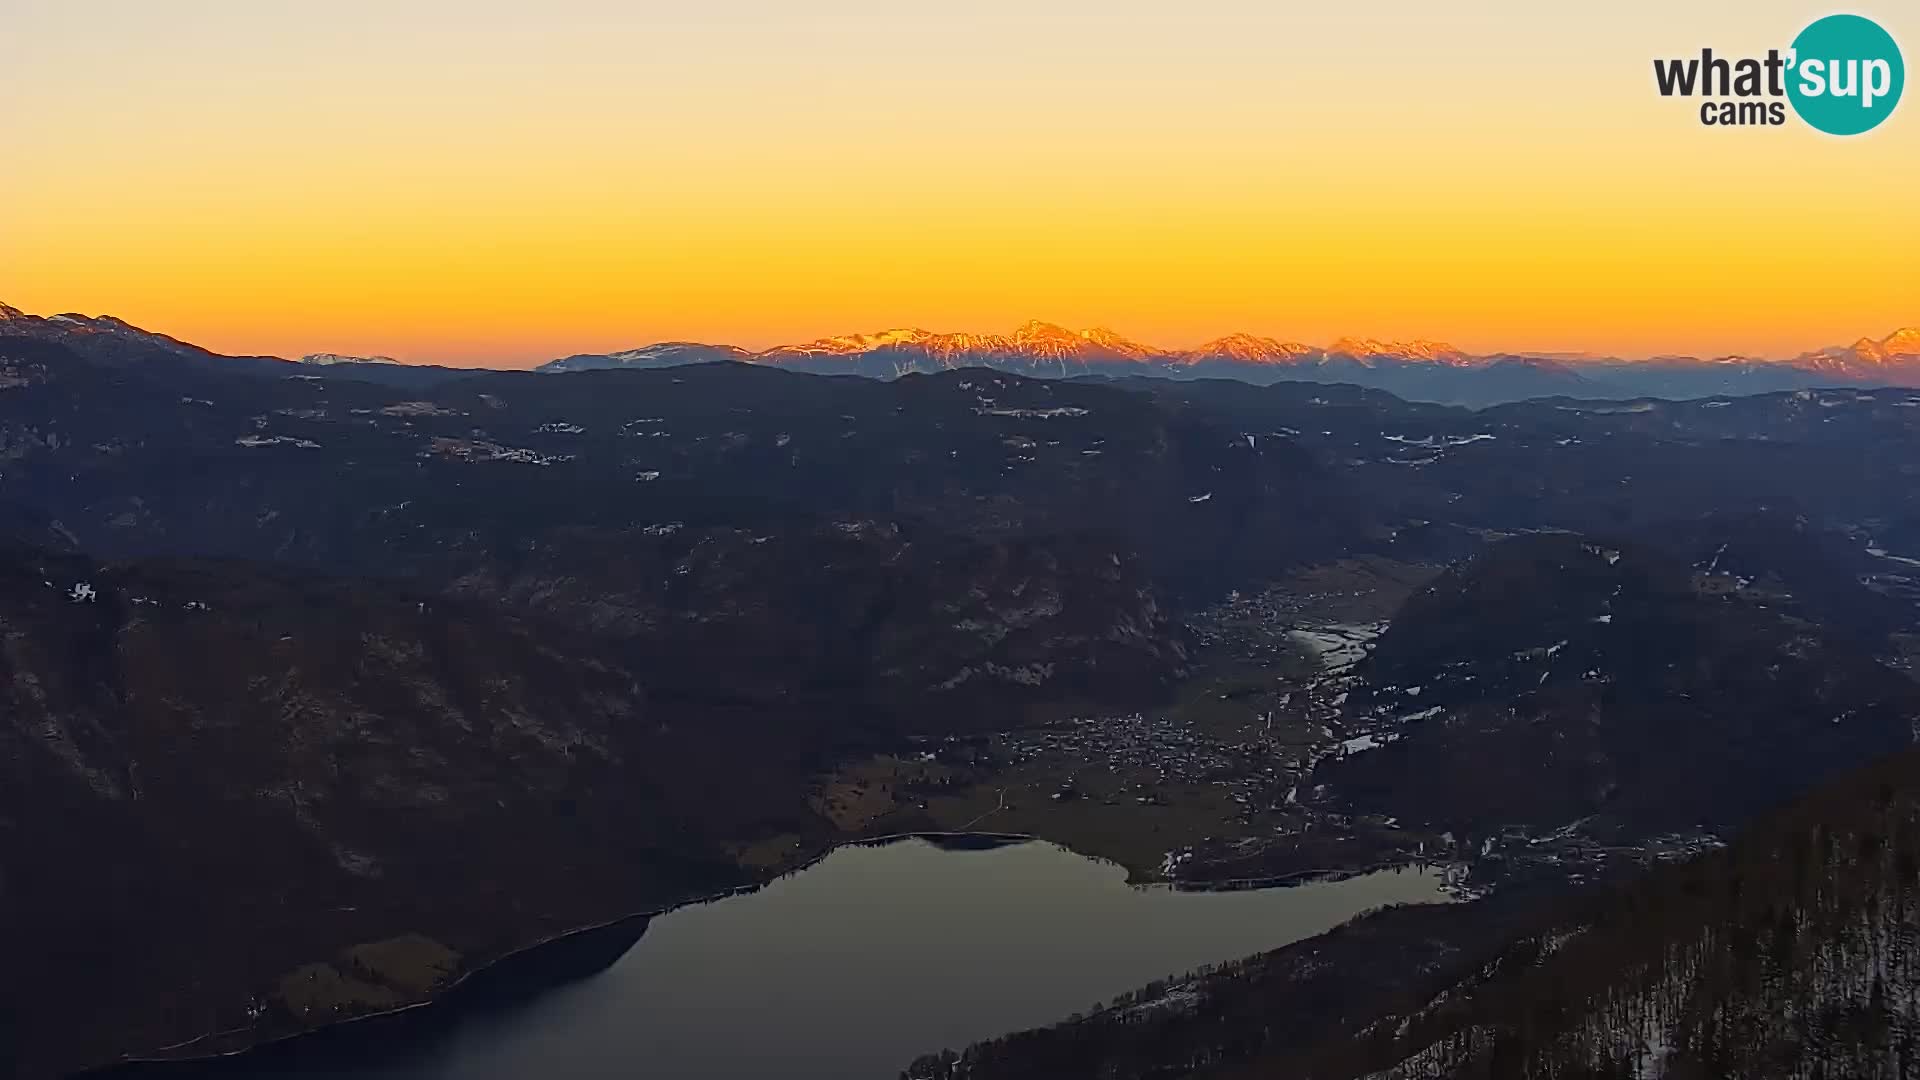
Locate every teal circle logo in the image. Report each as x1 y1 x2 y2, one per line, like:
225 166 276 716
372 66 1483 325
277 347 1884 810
1787 14 1904 135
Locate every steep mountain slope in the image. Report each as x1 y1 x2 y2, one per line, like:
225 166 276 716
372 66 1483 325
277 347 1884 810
0 308 468 389
1294 746 1920 1080
0 548 764 1078
0 303 275 370
1314 533 1920 840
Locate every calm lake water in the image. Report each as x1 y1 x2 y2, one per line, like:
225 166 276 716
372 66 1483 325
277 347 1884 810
187 838 1450 1080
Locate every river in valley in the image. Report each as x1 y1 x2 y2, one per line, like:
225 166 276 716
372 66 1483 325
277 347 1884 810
157 836 1452 1079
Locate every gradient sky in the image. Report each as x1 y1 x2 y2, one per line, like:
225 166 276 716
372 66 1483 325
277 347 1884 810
2 1 1913 366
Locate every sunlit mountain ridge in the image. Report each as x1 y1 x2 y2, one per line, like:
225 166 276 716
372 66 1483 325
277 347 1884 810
4 303 1919 400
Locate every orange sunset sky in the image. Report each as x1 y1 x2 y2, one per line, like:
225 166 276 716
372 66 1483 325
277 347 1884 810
1 1 1913 367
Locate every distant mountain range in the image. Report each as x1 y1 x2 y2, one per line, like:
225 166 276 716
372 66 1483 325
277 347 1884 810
5 302 1917 407
543 318 1920 398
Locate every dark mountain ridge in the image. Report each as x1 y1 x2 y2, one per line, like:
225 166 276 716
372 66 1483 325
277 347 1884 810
8 302 1917 406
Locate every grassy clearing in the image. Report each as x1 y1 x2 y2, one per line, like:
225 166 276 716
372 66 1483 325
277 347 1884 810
808 754 957 832
276 934 462 1021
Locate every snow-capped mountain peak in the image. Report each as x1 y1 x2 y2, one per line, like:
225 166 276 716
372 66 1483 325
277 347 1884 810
1183 333 1317 364
756 321 1162 368
1794 327 1920 373
1325 337 1472 365
1878 327 1920 357
299 353 399 366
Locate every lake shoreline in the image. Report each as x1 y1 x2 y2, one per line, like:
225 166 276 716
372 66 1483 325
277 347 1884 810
83 831 1036 1076
86 832 1444 1078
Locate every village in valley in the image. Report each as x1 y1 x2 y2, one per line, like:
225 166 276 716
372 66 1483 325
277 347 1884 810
811 560 1433 882
805 554 1727 897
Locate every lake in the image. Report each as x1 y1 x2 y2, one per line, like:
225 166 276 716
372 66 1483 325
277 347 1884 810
156 837 1451 1079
